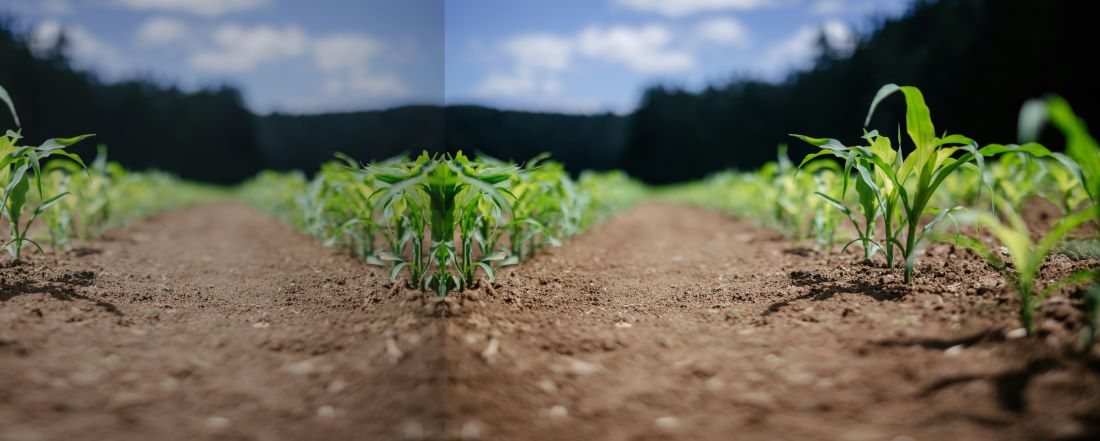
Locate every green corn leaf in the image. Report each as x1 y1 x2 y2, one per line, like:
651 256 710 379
477 262 496 282
0 84 19 127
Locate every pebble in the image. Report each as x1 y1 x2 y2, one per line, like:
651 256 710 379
548 405 568 418
327 378 348 394
317 405 337 419
402 421 425 440
536 378 558 393
205 416 230 430
614 321 633 328
944 345 964 357
461 421 482 440
568 359 600 375
1006 328 1028 339
285 359 319 376
654 416 680 430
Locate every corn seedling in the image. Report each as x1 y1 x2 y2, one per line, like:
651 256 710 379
1019 96 1100 347
793 84 1061 282
942 200 1097 334
370 152 515 296
1 83 90 262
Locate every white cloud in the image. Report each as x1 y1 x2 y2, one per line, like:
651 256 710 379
475 34 572 97
821 20 856 53
503 34 573 72
312 34 382 71
614 0 769 17
41 0 75 14
476 71 562 97
30 20 125 73
312 34 409 97
577 24 694 72
112 0 268 17
189 24 308 73
696 17 750 46
811 0 845 14
476 24 694 99
135 17 189 47
759 20 854 75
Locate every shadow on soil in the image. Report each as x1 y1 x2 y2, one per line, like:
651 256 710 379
0 276 122 317
763 272 908 317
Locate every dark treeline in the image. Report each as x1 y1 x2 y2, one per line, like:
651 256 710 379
626 0 1099 182
0 20 444 183
1 22 261 183
444 106 628 170
4 0 1098 184
256 107 443 171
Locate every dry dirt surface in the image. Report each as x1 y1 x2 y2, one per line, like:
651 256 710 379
4 202 1100 441
446 202 1100 441
1 203 443 441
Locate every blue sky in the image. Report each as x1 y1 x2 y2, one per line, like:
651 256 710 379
2 0 909 114
447 0 910 113
1 0 443 113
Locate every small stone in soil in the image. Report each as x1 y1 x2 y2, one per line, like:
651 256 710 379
548 405 568 418
654 416 680 430
536 378 558 393
1006 328 1028 339
568 359 600 375
205 416 230 430
944 345 964 357
402 421 425 440
461 420 482 440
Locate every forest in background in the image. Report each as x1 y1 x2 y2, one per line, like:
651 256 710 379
2 0 1096 184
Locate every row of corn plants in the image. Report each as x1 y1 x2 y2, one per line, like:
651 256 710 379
238 151 646 296
666 84 1099 342
3 83 225 261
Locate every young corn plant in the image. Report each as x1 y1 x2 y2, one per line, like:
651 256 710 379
498 155 573 261
371 152 515 296
1019 96 1100 347
41 164 74 249
41 146 114 248
942 199 1097 335
794 84 1051 282
1019 96 1100 209
805 139 883 260
1 84 90 262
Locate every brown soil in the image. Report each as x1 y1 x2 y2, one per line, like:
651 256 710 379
1 203 442 441
4 201 1100 441
446 202 1100 441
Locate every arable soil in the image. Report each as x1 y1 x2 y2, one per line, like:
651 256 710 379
4 202 1099 441
1 203 442 441
446 202 1100 441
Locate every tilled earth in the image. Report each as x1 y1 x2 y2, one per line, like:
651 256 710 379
445 202 1100 441
1 203 442 441
3 202 1099 441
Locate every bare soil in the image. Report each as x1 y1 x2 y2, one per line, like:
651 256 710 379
1 203 442 441
4 201 1099 441
445 202 1100 441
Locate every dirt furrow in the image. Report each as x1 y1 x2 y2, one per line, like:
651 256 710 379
445 202 1100 441
1 203 442 441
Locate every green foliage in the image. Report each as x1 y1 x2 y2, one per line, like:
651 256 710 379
1 83 90 261
240 151 644 297
36 147 226 251
792 84 1064 282
1019 96 1100 348
942 200 1097 334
